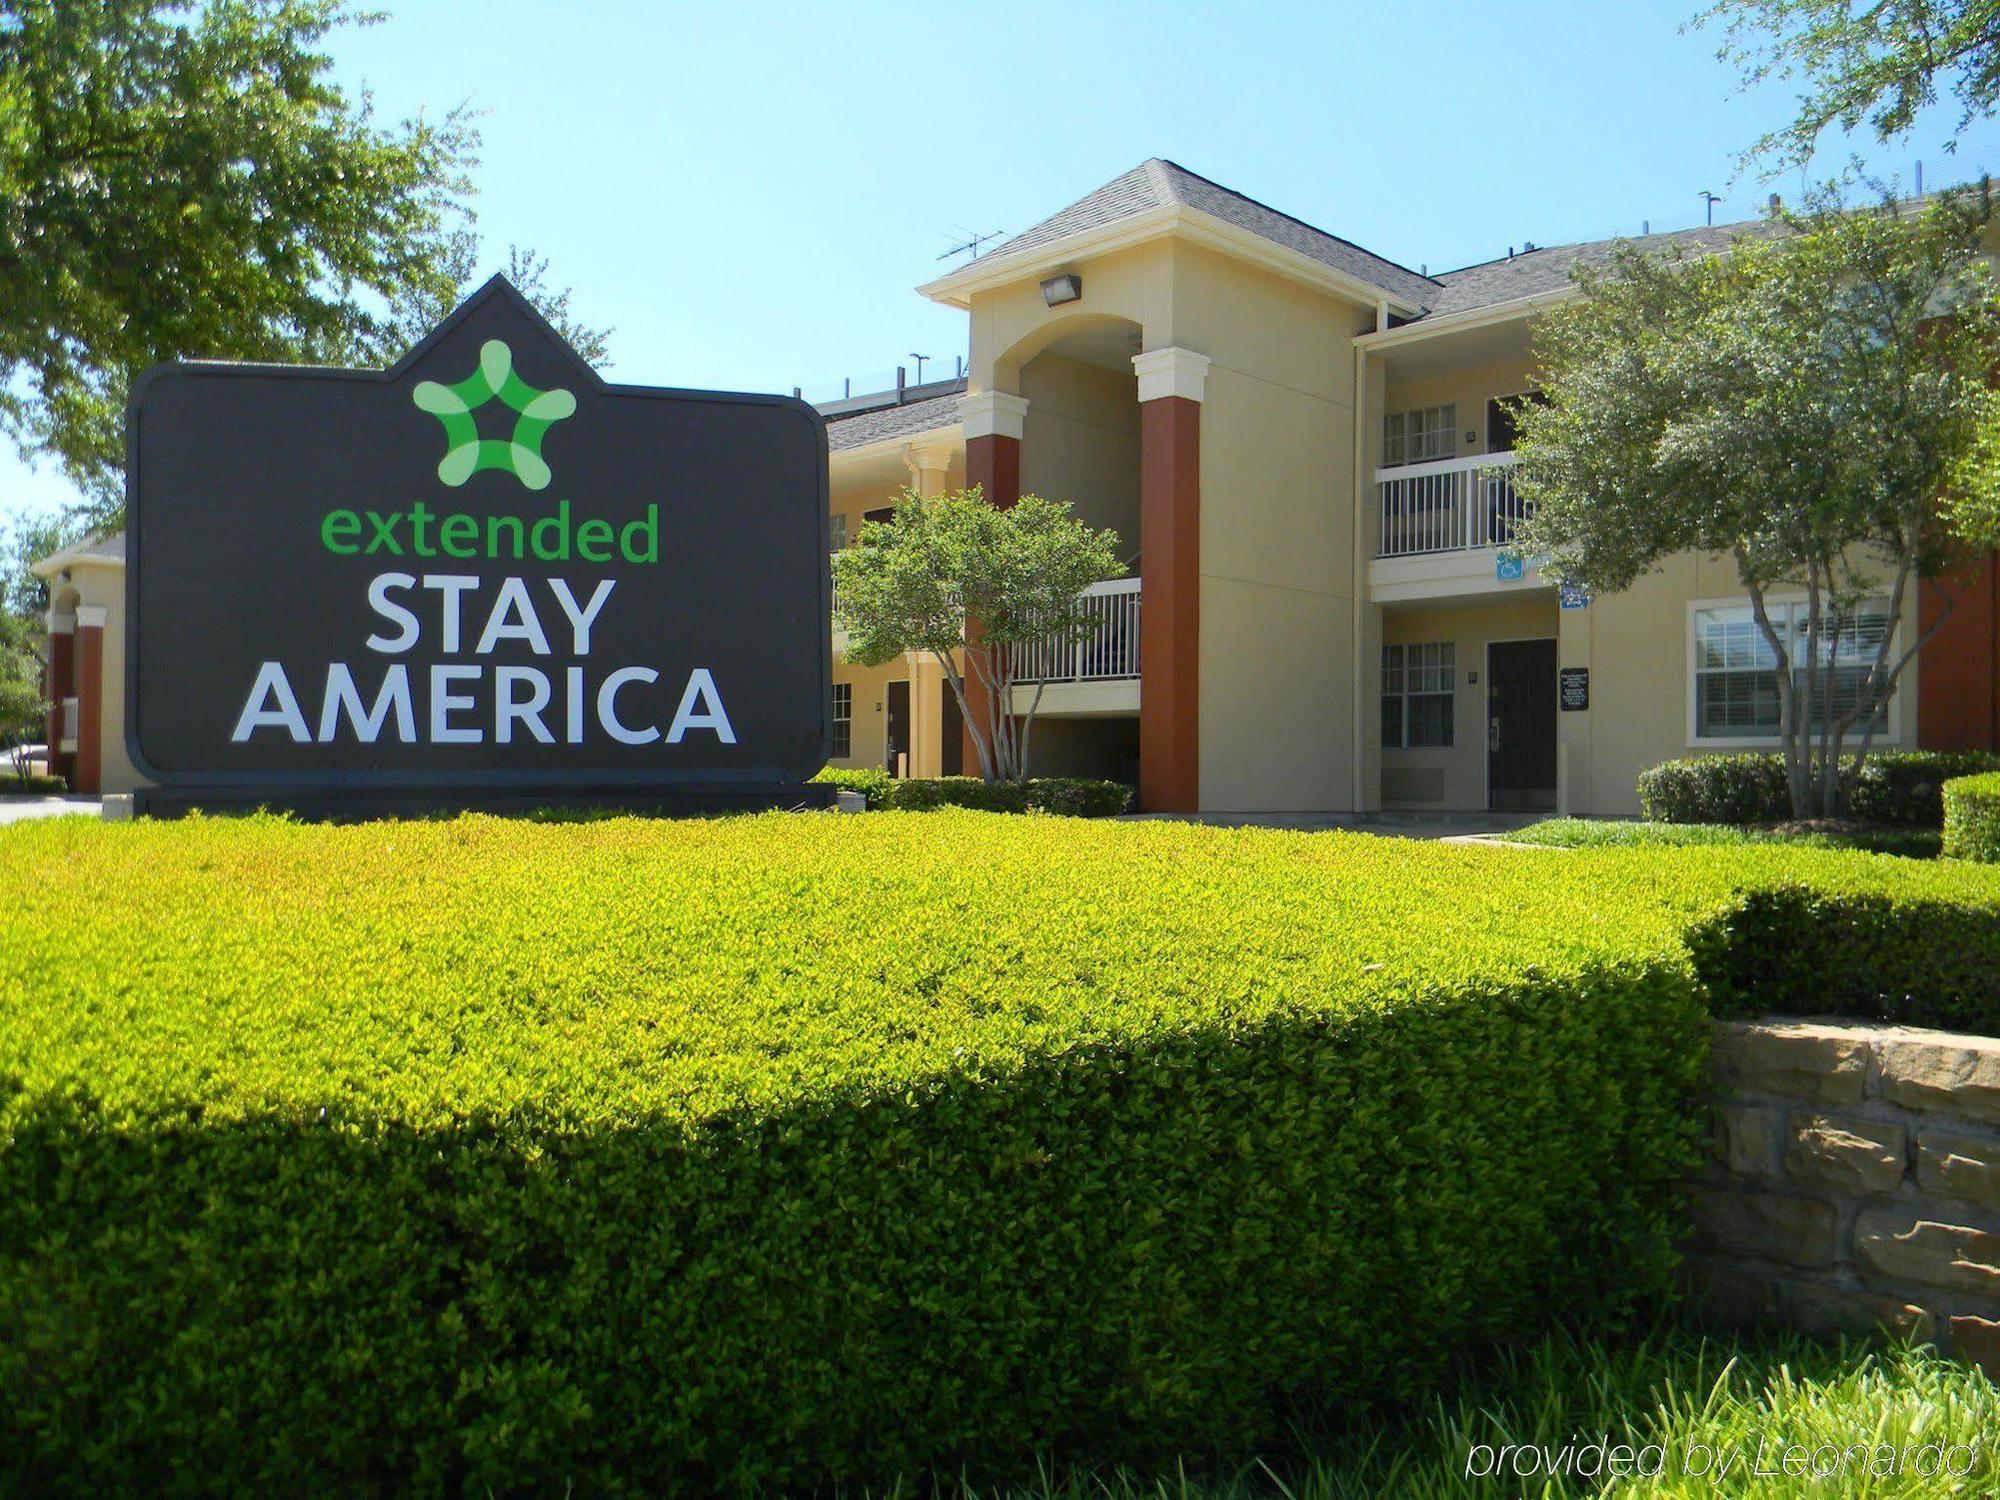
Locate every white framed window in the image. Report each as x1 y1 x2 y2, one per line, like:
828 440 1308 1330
1382 642 1455 749
1688 597 1897 745
1383 404 1457 468
831 682 852 759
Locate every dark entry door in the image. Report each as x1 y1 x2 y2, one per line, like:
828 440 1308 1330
939 681 964 776
885 680 910 776
1488 638 1557 811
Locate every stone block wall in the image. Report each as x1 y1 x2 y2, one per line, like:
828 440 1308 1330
1686 1019 2000 1367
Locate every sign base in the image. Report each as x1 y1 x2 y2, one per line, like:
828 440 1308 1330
130 783 836 822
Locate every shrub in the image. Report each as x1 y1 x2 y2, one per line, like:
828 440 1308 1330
0 771 67 796
1944 773 2000 863
1022 776 1134 817
1638 750 2000 827
887 776 1132 816
0 813 1719 1495
809 764 893 809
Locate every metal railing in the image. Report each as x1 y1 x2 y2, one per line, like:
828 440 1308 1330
1376 452 1528 557
1013 579 1141 683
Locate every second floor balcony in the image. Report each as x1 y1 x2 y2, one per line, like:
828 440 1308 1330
1376 452 1528 558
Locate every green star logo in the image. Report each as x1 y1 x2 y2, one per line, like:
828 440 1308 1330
411 339 576 490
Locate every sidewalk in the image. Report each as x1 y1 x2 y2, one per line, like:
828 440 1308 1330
0 796 103 825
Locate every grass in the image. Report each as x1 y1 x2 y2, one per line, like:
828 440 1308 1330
1511 818 1942 859
882 1327 1997 1498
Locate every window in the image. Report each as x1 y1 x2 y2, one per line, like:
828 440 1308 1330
831 682 852 759
1383 404 1457 467
1691 599 1894 742
1382 642 1455 748
828 512 847 551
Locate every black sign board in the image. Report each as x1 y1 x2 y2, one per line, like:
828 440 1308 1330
127 277 829 810
1559 666 1590 712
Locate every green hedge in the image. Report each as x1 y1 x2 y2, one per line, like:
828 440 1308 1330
887 775 1133 817
809 764 894 808
1638 750 2000 826
1944 773 2000 863
1 813 1734 1494
0 771 67 796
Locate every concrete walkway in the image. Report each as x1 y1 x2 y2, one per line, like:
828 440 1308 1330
0 795 102 825
1118 810 1549 841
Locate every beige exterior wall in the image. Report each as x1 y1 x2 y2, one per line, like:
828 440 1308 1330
52 561 141 795
1172 245 1375 812
1381 350 1536 465
1018 353 1140 554
1572 554 1923 816
1380 595 1560 810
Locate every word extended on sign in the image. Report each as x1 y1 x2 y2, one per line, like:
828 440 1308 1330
230 573 735 748
320 500 661 564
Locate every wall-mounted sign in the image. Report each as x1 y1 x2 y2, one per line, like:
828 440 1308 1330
126 277 829 811
1559 584 1591 610
1559 667 1590 712
1495 553 1527 582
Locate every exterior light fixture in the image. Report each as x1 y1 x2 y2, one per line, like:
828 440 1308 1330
1040 273 1083 307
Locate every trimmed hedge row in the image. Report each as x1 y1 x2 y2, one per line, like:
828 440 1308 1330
1637 750 2000 827
1 814 1716 1494
1944 773 2000 863
886 774 1133 816
3 816 1998 1492
0 772 67 796
807 771 1132 816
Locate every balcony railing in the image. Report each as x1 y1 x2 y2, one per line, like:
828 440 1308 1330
1013 578 1141 683
1376 452 1529 558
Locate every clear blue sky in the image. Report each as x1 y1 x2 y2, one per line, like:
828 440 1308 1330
9 0 2000 522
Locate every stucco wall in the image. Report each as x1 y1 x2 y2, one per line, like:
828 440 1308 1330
1381 349 1536 467
1571 555 1922 816
1171 244 1375 812
61 562 140 795
1018 353 1139 553
1379 596 1559 810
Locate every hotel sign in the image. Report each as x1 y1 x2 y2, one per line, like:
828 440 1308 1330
126 277 829 803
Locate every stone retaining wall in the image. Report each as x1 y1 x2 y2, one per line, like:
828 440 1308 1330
1686 1019 2000 1367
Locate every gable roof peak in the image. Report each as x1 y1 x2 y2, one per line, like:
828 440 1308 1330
934 159 1439 312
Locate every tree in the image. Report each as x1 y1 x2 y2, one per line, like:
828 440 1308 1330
831 489 1123 783
1700 0 2000 168
1509 186 2000 819
0 0 480 517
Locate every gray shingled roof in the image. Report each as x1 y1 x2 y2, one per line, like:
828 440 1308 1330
1424 219 1784 318
824 385 964 452
965 159 1440 310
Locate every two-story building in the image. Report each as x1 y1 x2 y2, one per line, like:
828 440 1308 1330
40 158 2000 811
818 159 2000 815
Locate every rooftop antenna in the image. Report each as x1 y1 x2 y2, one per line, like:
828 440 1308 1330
938 227 1004 261
909 352 930 384
1699 190 1724 226
1916 159 1926 196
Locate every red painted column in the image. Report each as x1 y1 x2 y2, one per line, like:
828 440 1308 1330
1918 555 2000 750
1133 349 1209 813
73 606 106 795
45 616 75 786
960 392 1028 778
